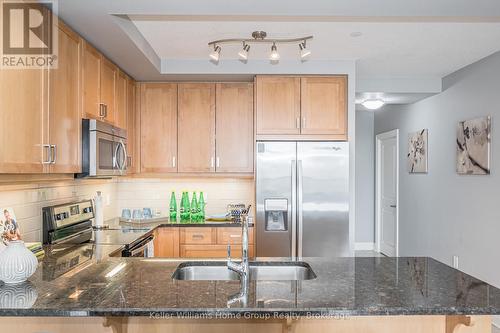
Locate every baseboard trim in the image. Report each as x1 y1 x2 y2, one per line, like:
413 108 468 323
355 242 375 251
492 315 500 328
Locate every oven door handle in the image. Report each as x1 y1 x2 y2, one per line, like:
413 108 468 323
128 235 154 256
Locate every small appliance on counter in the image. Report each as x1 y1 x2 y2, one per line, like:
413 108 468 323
42 200 155 257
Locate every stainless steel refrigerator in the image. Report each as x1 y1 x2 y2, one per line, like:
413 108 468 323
256 141 350 258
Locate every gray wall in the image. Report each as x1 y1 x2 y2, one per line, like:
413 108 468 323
355 110 375 243
374 51 500 288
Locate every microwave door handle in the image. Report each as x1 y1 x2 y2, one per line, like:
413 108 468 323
116 140 127 172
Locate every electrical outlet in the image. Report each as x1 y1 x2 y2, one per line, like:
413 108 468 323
452 255 459 269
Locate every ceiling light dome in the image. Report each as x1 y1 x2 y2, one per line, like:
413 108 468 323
361 99 385 110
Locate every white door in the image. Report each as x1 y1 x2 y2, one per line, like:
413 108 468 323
376 130 399 257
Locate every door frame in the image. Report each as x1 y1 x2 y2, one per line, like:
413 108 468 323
375 129 400 257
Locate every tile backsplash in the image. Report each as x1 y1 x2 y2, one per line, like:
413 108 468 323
115 178 255 218
0 177 254 242
0 180 116 242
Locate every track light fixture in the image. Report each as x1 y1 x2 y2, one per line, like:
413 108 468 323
238 42 250 60
208 31 313 63
209 45 221 62
270 42 280 62
299 41 311 59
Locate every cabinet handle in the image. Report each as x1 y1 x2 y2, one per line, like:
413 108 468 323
192 234 204 240
104 104 108 118
229 234 241 238
216 157 220 168
296 117 300 129
211 157 214 168
99 104 105 118
50 145 57 164
172 156 176 168
42 144 51 164
302 117 306 129
127 156 132 168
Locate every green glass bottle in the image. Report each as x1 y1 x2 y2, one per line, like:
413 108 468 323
169 191 177 222
180 191 190 222
198 191 206 222
190 191 198 222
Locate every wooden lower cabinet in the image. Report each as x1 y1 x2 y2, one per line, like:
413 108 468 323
180 244 254 258
153 226 255 258
153 227 179 257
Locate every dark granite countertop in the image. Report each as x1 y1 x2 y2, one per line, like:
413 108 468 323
1 251 500 317
113 217 253 229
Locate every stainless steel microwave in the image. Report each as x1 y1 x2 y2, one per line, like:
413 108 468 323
77 119 127 177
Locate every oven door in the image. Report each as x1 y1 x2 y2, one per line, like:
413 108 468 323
90 131 127 177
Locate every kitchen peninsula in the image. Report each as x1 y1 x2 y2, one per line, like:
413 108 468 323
0 251 498 333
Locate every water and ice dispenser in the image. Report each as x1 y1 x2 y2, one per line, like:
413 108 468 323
264 199 288 231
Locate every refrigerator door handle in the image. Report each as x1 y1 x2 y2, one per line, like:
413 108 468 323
291 160 297 259
297 160 304 258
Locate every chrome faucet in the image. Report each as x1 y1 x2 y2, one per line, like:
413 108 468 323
226 206 251 307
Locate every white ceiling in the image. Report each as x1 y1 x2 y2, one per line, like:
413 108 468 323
133 20 500 78
56 0 500 105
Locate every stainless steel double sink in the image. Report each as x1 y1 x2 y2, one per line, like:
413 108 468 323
172 261 317 281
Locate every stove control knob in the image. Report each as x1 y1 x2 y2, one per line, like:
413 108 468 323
83 207 92 214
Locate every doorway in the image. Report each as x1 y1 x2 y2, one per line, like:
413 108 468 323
375 129 399 257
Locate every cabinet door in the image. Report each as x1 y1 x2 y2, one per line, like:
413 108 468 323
256 76 300 135
154 228 179 257
178 83 215 173
215 83 254 173
82 42 101 120
48 22 82 173
140 83 177 173
180 245 254 258
300 76 347 136
100 58 116 124
0 69 45 173
126 78 138 174
114 71 127 129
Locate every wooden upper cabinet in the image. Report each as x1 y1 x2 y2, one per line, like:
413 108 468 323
115 71 127 129
48 22 83 173
215 83 254 173
140 83 178 173
0 68 45 173
300 76 347 136
178 83 216 173
256 76 300 135
100 58 116 124
82 42 101 120
126 78 138 174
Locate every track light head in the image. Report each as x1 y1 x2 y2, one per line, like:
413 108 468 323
299 41 311 59
238 43 251 60
209 45 221 62
270 43 280 62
